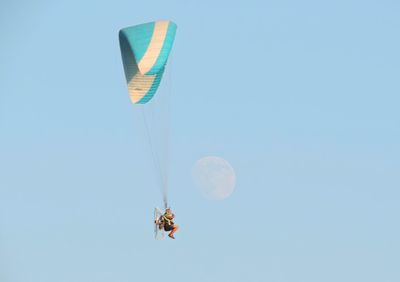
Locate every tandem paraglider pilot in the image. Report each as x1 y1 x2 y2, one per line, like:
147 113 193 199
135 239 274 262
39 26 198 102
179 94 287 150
157 208 179 239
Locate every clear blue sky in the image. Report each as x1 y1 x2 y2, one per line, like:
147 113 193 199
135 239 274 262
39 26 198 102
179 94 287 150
1 0 399 281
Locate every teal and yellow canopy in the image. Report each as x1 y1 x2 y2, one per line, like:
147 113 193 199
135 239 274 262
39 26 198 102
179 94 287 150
119 20 177 104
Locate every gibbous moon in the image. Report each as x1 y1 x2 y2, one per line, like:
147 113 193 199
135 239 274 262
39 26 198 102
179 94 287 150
192 156 236 200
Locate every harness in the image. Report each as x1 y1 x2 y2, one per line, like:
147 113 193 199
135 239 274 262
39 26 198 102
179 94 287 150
162 214 173 226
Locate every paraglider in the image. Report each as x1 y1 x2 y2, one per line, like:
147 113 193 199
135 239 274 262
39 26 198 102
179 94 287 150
154 207 179 239
119 20 178 239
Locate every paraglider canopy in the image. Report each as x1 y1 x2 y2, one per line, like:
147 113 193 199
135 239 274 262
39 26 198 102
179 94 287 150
119 20 177 104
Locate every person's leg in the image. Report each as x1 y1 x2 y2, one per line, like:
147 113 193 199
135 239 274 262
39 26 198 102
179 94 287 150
169 225 179 238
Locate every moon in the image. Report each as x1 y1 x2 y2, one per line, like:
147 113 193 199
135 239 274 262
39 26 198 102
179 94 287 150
192 156 236 200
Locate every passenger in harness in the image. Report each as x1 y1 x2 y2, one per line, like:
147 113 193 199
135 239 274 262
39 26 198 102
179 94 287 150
159 208 179 239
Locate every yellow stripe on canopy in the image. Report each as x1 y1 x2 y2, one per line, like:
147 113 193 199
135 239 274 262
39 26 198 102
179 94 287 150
137 21 170 75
